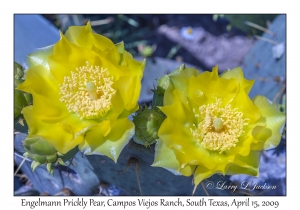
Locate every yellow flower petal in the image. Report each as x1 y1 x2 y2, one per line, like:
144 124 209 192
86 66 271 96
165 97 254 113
22 106 84 154
17 65 68 121
221 67 255 94
180 164 197 177
79 118 134 162
160 89 194 123
158 119 216 170
114 75 142 112
27 45 54 69
48 33 101 84
65 22 121 63
168 67 201 95
229 86 261 123
152 138 181 175
122 51 145 74
188 68 239 107
153 139 196 176
194 165 216 186
226 150 260 176
252 95 286 150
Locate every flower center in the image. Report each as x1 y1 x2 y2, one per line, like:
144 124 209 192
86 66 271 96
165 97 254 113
59 61 116 119
187 27 193 34
191 99 248 153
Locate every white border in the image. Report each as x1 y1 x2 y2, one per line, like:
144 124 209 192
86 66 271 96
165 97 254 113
2 1 298 209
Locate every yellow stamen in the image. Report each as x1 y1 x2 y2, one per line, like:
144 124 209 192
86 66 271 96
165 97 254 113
191 99 248 153
59 61 116 119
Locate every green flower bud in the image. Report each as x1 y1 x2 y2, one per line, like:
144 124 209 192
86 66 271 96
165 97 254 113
23 92 32 105
23 136 69 175
14 62 24 80
14 77 23 88
133 107 166 147
14 62 32 118
24 136 58 163
14 90 32 118
138 44 157 58
132 65 192 147
14 89 28 118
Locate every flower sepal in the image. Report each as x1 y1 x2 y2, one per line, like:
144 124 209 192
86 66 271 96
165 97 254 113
157 64 187 92
23 136 78 175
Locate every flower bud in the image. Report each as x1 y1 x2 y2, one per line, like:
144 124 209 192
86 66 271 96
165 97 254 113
14 89 32 118
14 89 28 118
14 62 32 118
23 136 69 175
14 62 24 80
133 107 166 147
138 44 157 58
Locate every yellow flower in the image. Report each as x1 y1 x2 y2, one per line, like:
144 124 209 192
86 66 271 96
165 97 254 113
152 66 285 187
17 23 145 162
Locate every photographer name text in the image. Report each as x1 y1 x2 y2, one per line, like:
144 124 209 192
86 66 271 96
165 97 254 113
205 181 277 193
